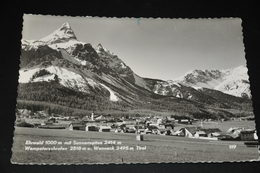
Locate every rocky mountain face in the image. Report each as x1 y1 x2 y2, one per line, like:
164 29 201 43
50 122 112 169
152 66 251 99
18 23 253 119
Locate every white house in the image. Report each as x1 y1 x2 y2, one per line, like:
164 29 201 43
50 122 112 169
99 126 111 132
194 131 207 138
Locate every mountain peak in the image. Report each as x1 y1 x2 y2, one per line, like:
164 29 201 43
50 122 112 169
96 43 104 50
60 22 71 30
37 22 77 44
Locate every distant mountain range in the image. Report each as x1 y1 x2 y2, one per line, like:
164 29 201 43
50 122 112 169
17 23 253 119
154 65 251 99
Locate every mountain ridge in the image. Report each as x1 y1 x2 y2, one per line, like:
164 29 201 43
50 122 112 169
170 65 251 98
18 22 253 119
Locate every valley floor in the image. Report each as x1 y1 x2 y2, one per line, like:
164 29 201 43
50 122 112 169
11 125 259 164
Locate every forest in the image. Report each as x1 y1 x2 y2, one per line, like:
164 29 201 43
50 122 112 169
17 81 253 119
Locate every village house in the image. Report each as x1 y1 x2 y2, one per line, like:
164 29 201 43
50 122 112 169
113 119 125 126
98 126 111 132
123 119 136 125
85 124 99 131
201 128 222 138
179 127 203 137
124 125 136 133
68 122 85 131
114 128 124 133
44 119 56 125
194 131 207 138
156 125 167 135
166 116 176 123
227 127 245 139
240 130 258 141
16 121 34 128
178 119 192 125
134 125 146 134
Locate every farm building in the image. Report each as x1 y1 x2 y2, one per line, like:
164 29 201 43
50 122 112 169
227 127 245 133
194 131 207 138
16 121 34 128
178 119 192 125
68 122 85 131
113 119 125 126
157 125 167 135
123 120 136 125
85 125 99 131
166 116 175 122
172 129 184 136
124 125 136 133
201 128 222 138
44 119 56 125
207 132 222 138
179 127 203 137
98 126 111 132
135 125 146 134
240 130 257 141
114 128 123 133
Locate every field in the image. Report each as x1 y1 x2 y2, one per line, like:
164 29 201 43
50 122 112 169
11 120 259 164
182 120 256 131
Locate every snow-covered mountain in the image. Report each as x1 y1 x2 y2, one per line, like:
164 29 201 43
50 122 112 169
18 22 253 119
152 66 251 99
21 22 84 52
174 66 251 98
19 23 153 103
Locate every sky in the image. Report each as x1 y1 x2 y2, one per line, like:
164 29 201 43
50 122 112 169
22 14 246 81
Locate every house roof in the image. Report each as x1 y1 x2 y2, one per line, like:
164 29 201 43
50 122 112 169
16 121 34 127
99 126 111 129
240 130 255 134
201 128 222 134
195 131 206 134
94 115 102 118
227 127 244 133
184 126 202 134
70 123 85 127
147 126 158 130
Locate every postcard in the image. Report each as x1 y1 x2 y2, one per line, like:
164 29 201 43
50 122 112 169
11 14 259 164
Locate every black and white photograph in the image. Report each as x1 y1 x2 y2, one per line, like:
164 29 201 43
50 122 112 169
11 14 259 164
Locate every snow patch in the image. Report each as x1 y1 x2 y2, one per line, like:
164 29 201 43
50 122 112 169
85 77 97 88
19 68 41 83
99 84 119 101
166 80 181 87
74 57 87 66
49 40 85 51
121 62 127 69
19 66 99 93
33 74 55 82
192 86 203 90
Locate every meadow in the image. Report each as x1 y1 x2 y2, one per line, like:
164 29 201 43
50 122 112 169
187 120 256 131
11 122 259 164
